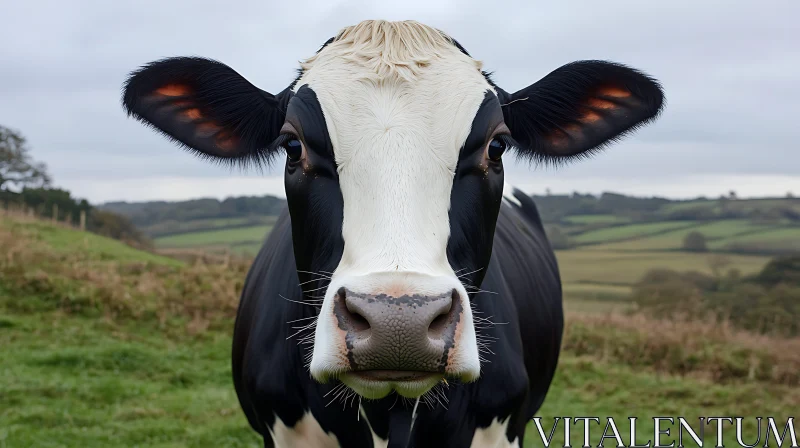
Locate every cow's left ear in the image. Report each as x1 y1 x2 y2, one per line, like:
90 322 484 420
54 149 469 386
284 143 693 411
496 60 664 161
122 56 291 165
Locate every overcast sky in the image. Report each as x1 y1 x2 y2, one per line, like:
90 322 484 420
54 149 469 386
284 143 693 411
1 0 797 204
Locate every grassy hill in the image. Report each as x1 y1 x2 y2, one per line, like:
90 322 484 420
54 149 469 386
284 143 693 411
2 212 799 447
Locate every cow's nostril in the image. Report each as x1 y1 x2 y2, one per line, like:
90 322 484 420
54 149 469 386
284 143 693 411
347 309 371 332
337 287 371 332
428 289 458 337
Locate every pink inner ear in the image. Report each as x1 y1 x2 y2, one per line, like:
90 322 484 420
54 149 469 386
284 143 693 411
580 111 603 124
150 83 239 154
196 122 222 136
155 84 192 97
596 86 631 98
578 88 629 125
215 133 240 152
587 98 617 110
182 108 203 120
545 128 571 151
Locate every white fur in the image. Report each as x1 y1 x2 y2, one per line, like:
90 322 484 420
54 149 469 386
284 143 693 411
359 406 390 448
268 411 340 448
471 417 520 448
296 21 491 391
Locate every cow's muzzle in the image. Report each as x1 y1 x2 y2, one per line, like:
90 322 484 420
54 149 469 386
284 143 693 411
309 272 480 399
333 287 462 373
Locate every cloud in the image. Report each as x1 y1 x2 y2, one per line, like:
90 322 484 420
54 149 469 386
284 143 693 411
1 0 798 203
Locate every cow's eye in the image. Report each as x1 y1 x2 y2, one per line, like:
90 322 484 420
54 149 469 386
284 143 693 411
284 138 303 162
487 137 507 161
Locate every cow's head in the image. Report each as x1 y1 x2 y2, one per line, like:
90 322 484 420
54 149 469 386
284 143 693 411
123 20 663 399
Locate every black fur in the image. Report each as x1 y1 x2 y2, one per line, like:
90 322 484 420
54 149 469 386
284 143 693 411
449 37 499 89
230 89 564 447
231 85 354 446
233 196 563 447
122 57 291 168
495 60 665 165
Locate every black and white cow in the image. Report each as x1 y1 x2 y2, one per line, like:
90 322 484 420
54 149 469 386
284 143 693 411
122 20 663 447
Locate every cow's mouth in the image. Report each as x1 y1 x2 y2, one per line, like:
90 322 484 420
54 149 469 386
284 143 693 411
351 370 436 381
339 370 444 399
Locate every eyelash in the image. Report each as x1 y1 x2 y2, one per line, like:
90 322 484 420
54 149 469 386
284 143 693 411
273 133 294 148
493 134 515 149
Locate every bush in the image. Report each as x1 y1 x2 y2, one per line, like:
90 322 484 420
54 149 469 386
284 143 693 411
682 231 708 252
752 255 800 287
563 312 800 386
630 256 800 337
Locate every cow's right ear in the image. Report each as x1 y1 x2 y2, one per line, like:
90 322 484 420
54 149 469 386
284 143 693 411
122 57 291 164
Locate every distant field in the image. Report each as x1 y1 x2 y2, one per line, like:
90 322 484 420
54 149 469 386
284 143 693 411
133 198 795 313
572 221 696 244
709 227 800 252
555 250 770 286
143 216 277 238
588 220 781 251
229 241 266 255
660 198 800 214
658 200 716 213
154 225 273 251
563 214 630 225
145 215 780 296
561 283 632 313
712 227 800 245
561 282 630 300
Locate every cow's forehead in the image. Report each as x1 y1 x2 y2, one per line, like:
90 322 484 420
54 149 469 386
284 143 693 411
292 20 494 168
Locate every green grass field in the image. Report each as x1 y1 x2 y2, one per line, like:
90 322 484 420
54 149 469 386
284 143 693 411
710 227 800 247
3 311 797 448
2 214 798 447
556 250 769 286
142 216 278 238
3 216 181 267
587 220 783 252
658 197 800 214
154 225 273 253
563 214 631 225
572 221 696 245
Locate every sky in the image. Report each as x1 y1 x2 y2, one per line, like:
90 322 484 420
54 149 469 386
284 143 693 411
1 0 797 204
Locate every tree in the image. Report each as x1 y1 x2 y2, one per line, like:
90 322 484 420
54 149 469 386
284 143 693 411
88 210 152 249
0 125 51 191
682 231 708 252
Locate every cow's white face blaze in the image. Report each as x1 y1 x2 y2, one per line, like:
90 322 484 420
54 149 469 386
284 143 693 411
294 23 492 397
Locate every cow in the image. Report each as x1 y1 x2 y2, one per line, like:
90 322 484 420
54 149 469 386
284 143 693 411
122 20 664 447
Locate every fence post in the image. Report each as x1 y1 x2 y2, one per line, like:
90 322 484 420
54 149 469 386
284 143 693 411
80 210 86 231
52 204 58 223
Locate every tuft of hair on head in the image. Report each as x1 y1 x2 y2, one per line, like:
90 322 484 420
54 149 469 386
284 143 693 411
298 20 483 83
